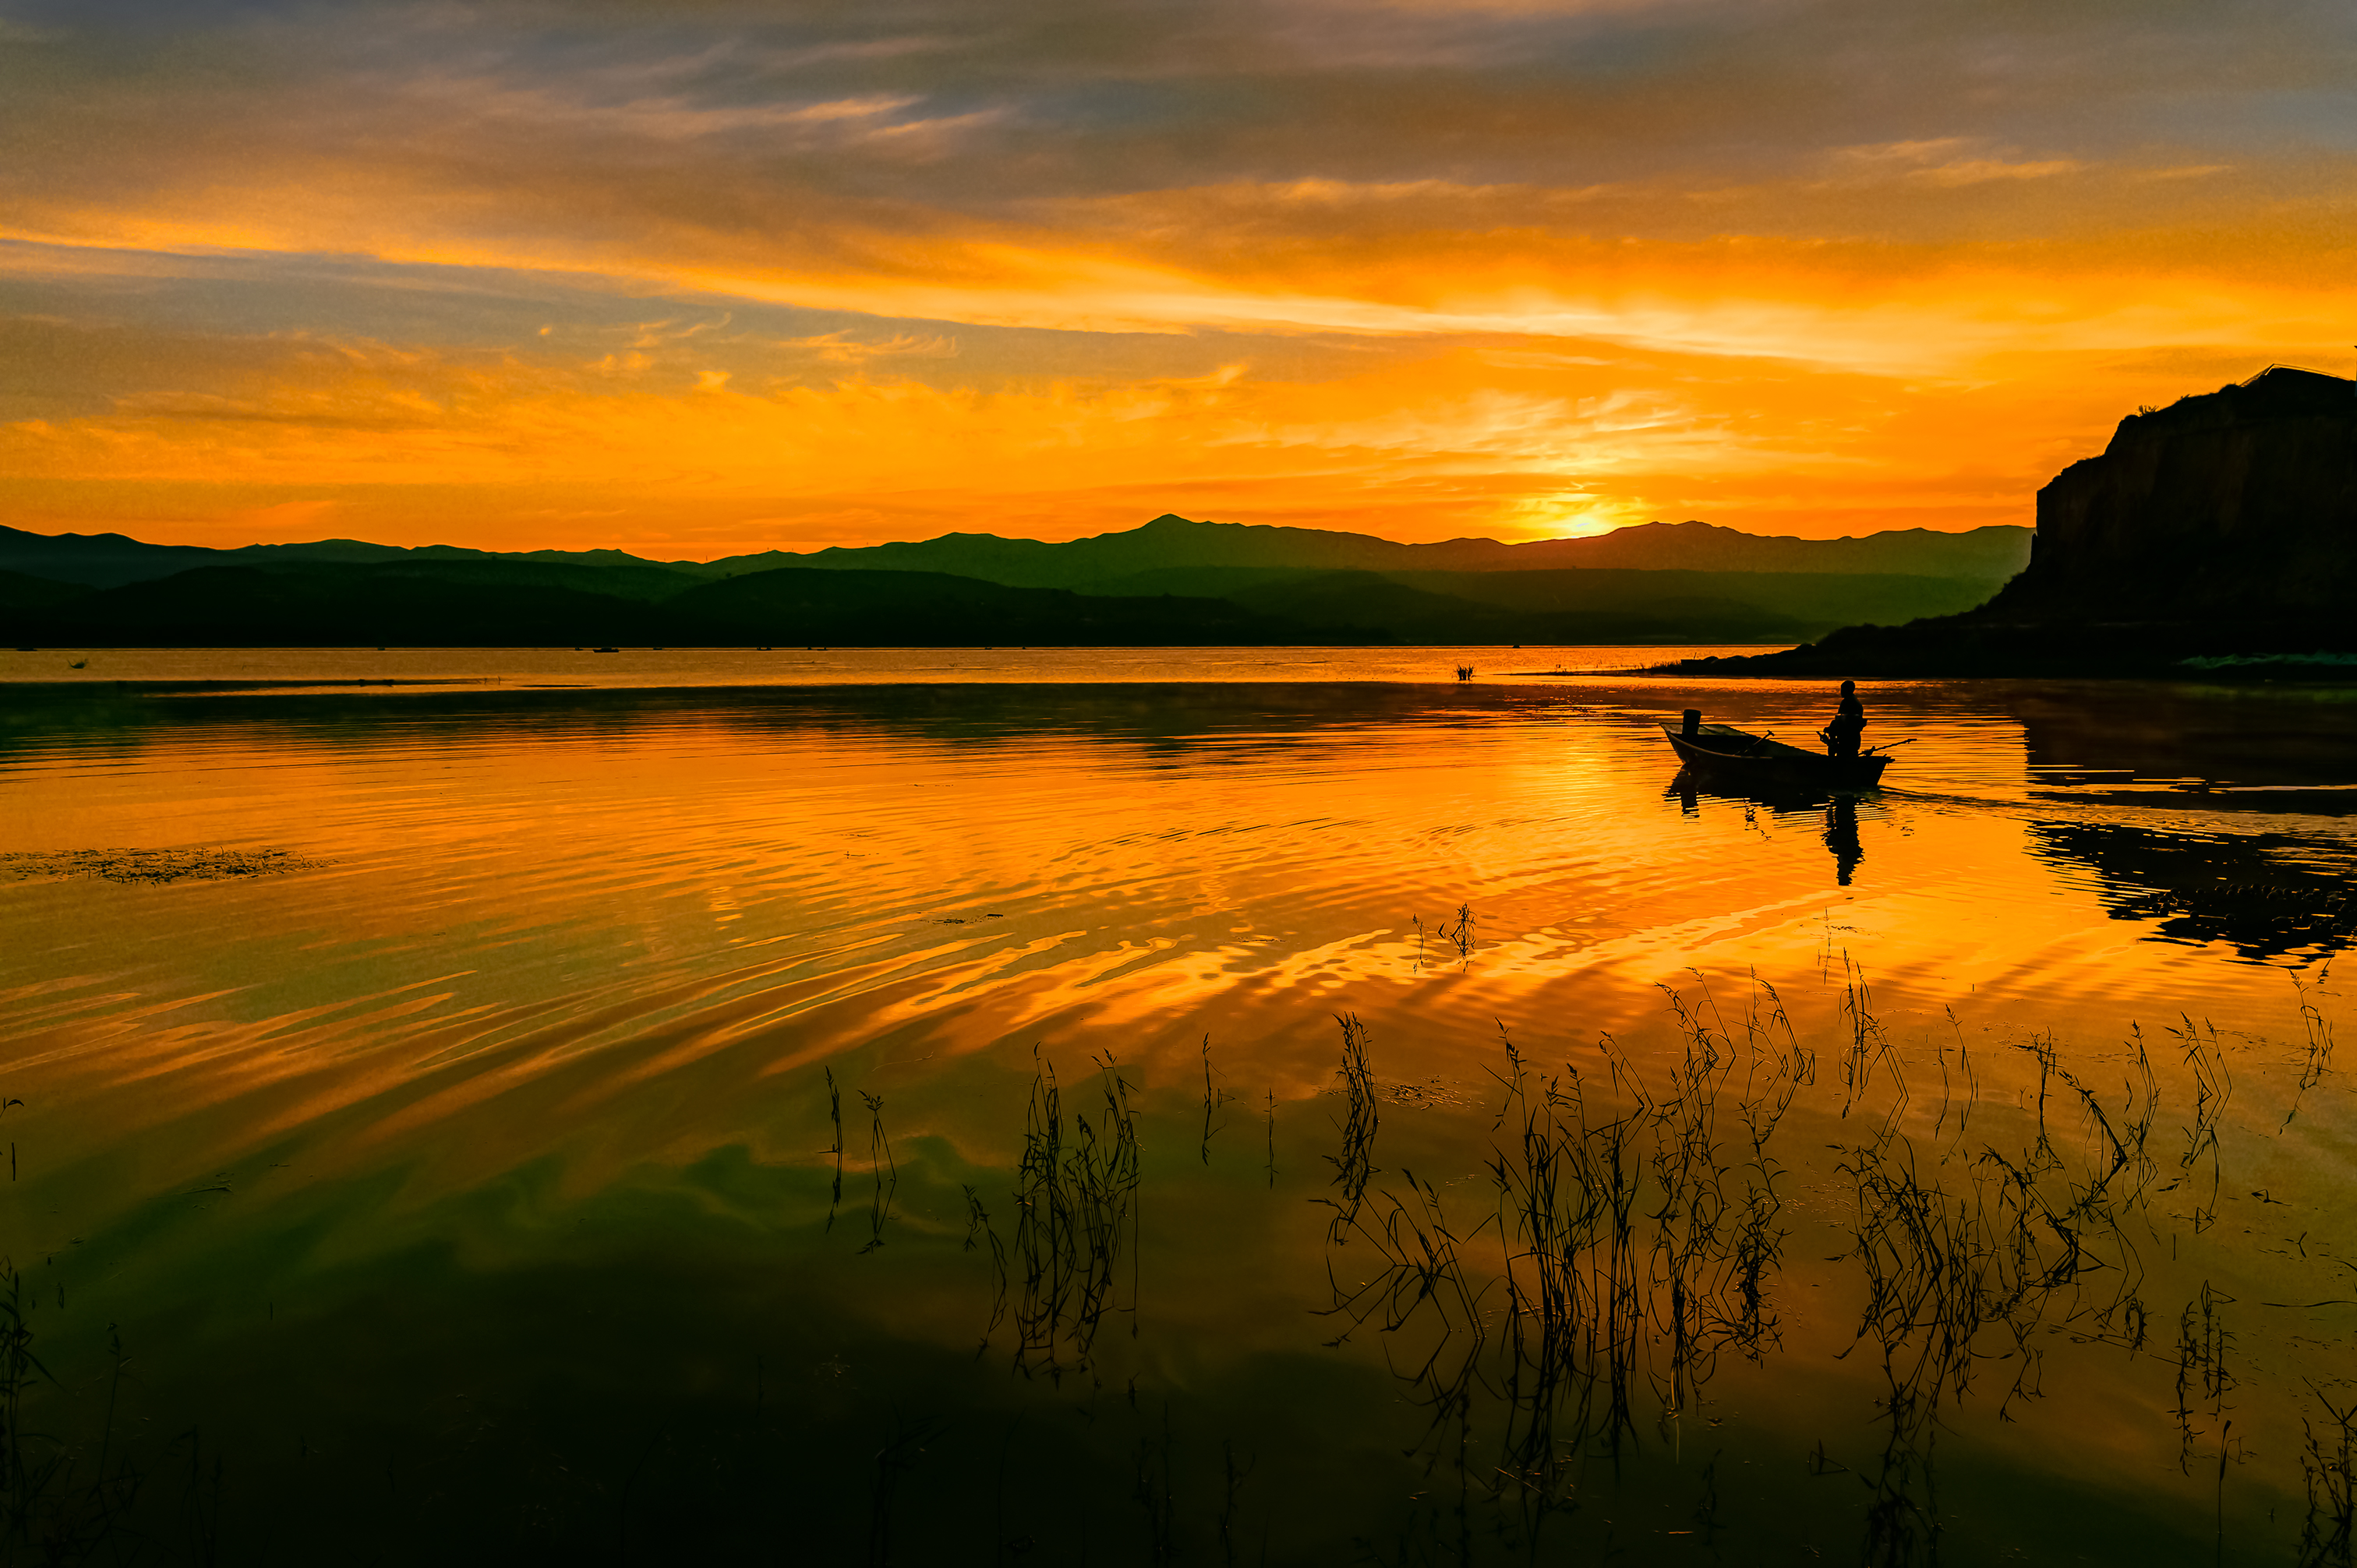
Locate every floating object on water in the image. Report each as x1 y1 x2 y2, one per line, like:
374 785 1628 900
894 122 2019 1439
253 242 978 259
1 847 326 885
1662 712 1893 789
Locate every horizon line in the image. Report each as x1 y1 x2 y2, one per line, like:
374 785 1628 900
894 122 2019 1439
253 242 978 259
1 511 2033 567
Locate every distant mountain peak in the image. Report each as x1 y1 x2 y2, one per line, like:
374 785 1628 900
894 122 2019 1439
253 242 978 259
0 510 2034 594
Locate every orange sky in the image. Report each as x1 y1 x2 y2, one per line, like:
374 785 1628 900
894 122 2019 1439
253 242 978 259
3 0 2353 558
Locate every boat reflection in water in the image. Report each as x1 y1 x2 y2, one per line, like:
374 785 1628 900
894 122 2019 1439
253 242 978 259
1669 768 1875 885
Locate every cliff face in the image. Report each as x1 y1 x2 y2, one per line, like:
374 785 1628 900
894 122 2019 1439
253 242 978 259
1991 366 2357 622
1691 366 2357 676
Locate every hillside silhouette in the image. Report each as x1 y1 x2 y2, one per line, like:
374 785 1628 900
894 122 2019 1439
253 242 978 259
666 568 1318 646
4 561 1320 648
713 514 2030 588
1686 367 2357 677
0 514 2030 648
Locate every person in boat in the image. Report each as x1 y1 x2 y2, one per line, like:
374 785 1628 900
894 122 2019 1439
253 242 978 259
1822 680 1866 758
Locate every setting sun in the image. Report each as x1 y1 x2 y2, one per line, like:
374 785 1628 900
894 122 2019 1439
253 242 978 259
6 1 2351 555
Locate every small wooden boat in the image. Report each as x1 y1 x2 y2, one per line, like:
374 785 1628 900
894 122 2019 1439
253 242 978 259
1661 718 1892 790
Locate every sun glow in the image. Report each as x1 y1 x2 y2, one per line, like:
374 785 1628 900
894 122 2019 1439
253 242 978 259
3 2 2349 553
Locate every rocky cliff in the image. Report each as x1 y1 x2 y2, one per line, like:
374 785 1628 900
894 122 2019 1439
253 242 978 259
1998 366 2357 621
1701 366 2357 676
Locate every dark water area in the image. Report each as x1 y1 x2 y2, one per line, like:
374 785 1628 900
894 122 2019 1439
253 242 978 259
3 659 2356 1563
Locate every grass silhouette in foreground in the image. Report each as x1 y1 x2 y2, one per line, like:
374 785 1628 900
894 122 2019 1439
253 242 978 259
7 959 2356 1564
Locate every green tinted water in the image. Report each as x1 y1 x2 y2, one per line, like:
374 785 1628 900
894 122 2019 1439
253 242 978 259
2 666 2354 1563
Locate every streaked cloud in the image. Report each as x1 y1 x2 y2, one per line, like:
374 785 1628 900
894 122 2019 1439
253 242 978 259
2 0 2352 551
1831 139 2086 187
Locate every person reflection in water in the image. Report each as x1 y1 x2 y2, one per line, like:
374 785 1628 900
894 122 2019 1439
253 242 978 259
1822 680 1866 758
1823 796 1864 885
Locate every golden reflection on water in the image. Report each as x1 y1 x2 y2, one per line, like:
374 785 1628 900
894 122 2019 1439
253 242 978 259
4 680 2352 1223
2 673 2355 1559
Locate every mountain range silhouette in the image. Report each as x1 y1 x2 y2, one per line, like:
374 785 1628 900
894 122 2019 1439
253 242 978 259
0 516 2029 649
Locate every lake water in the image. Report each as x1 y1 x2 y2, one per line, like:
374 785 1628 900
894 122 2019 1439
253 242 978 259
0 643 1762 689
4 650 2356 1564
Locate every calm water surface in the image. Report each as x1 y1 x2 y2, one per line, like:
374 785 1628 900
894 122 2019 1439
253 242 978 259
3 653 2355 1563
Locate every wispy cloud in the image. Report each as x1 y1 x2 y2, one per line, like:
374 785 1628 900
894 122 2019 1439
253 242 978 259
1832 138 2085 187
776 330 960 366
2 0 2353 549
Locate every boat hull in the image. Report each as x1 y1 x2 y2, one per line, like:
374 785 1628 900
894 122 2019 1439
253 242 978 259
1662 723 1891 791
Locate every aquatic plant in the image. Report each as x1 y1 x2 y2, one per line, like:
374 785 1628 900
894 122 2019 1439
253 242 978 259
1283 965 2295 1563
2171 1015 2232 1233
0 1266 48 1542
1836 953 1902 1120
1410 906 1479 971
1215 1438 1253 1568
1011 1051 1141 1379
824 1067 845 1231
860 1089 896 1253
2300 1384 2357 1568
1309 978 1822 1548
1198 1035 1228 1165
2288 960 2338 1129
867 1413 942 1567
1316 1015 1380 1239
1439 904 1476 963
17 953 2353 1563
963 1185 1009 1354
1263 1089 1277 1191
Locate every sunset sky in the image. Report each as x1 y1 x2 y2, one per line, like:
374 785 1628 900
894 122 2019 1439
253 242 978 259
4 0 2352 558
